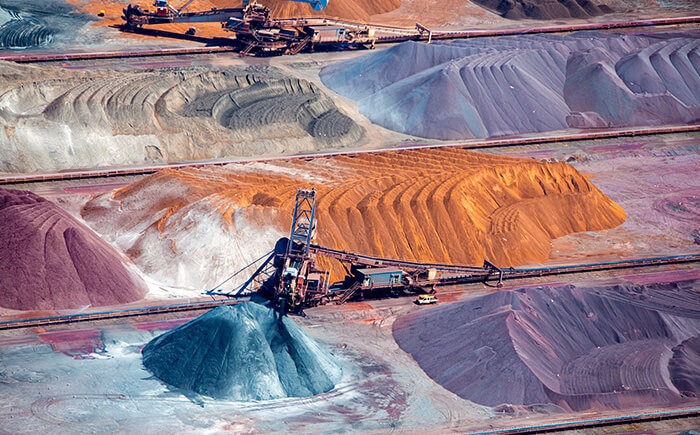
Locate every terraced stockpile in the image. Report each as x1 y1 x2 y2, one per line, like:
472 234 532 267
393 282 700 411
321 32 700 140
142 302 342 400
0 187 147 311
0 63 363 173
0 1 92 49
83 148 625 289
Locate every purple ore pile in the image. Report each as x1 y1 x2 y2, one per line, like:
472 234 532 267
472 0 613 20
0 187 147 311
321 32 700 140
142 302 342 401
393 282 700 411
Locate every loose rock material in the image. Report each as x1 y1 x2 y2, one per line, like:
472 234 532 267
321 32 700 140
393 282 700 411
142 302 343 401
0 187 147 311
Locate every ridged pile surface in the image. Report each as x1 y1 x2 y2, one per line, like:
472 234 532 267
321 32 700 140
142 302 342 400
0 1 92 50
0 187 147 311
0 5 52 49
83 148 625 289
393 282 700 411
249 0 400 20
472 0 612 19
0 65 363 173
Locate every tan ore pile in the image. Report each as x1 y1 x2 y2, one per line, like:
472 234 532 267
0 63 363 173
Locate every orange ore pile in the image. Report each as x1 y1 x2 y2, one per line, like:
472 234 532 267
70 0 401 37
85 148 625 284
256 0 400 20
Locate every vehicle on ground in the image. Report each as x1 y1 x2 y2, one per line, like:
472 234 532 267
415 294 438 305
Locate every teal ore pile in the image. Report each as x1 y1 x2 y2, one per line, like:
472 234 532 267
142 302 342 401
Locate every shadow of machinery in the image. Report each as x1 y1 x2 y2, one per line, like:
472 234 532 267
110 24 235 47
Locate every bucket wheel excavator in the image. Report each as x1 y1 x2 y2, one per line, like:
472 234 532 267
121 1 380 56
122 0 328 30
206 188 507 316
206 188 330 316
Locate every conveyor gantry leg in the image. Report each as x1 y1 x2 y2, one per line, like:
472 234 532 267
483 260 504 288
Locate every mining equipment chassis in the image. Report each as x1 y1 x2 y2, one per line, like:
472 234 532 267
204 188 700 313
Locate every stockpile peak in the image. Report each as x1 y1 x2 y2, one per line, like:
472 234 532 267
142 302 342 401
0 187 146 311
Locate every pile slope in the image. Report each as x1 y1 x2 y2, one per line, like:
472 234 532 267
321 32 700 140
472 0 613 20
393 282 700 411
0 187 147 311
0 1 93 49
142 302 342 400
0 63 363 173
83 147 625 289
256 0 400 20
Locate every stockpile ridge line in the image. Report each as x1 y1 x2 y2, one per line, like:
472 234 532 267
1 124 697 185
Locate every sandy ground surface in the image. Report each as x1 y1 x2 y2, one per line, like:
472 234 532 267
1 1 697 52
484 132 700 265
1 1 699 431
0 269 697 433
0 294 490 433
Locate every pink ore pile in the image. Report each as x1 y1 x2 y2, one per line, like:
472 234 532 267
393 282 700 411
0 187 147 311
321 32 700 140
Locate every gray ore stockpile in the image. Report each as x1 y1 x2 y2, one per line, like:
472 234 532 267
0 65 364 173
321 32 700 140
393 282 700 411
0 1 94 49
142 302 342 401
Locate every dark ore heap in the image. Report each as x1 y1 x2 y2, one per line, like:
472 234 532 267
393 282 700 411
0 187 147 311
142 302 342 401
0 1 92 50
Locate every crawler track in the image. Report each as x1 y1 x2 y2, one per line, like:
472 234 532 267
1 123 697 186
1 253 696 330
